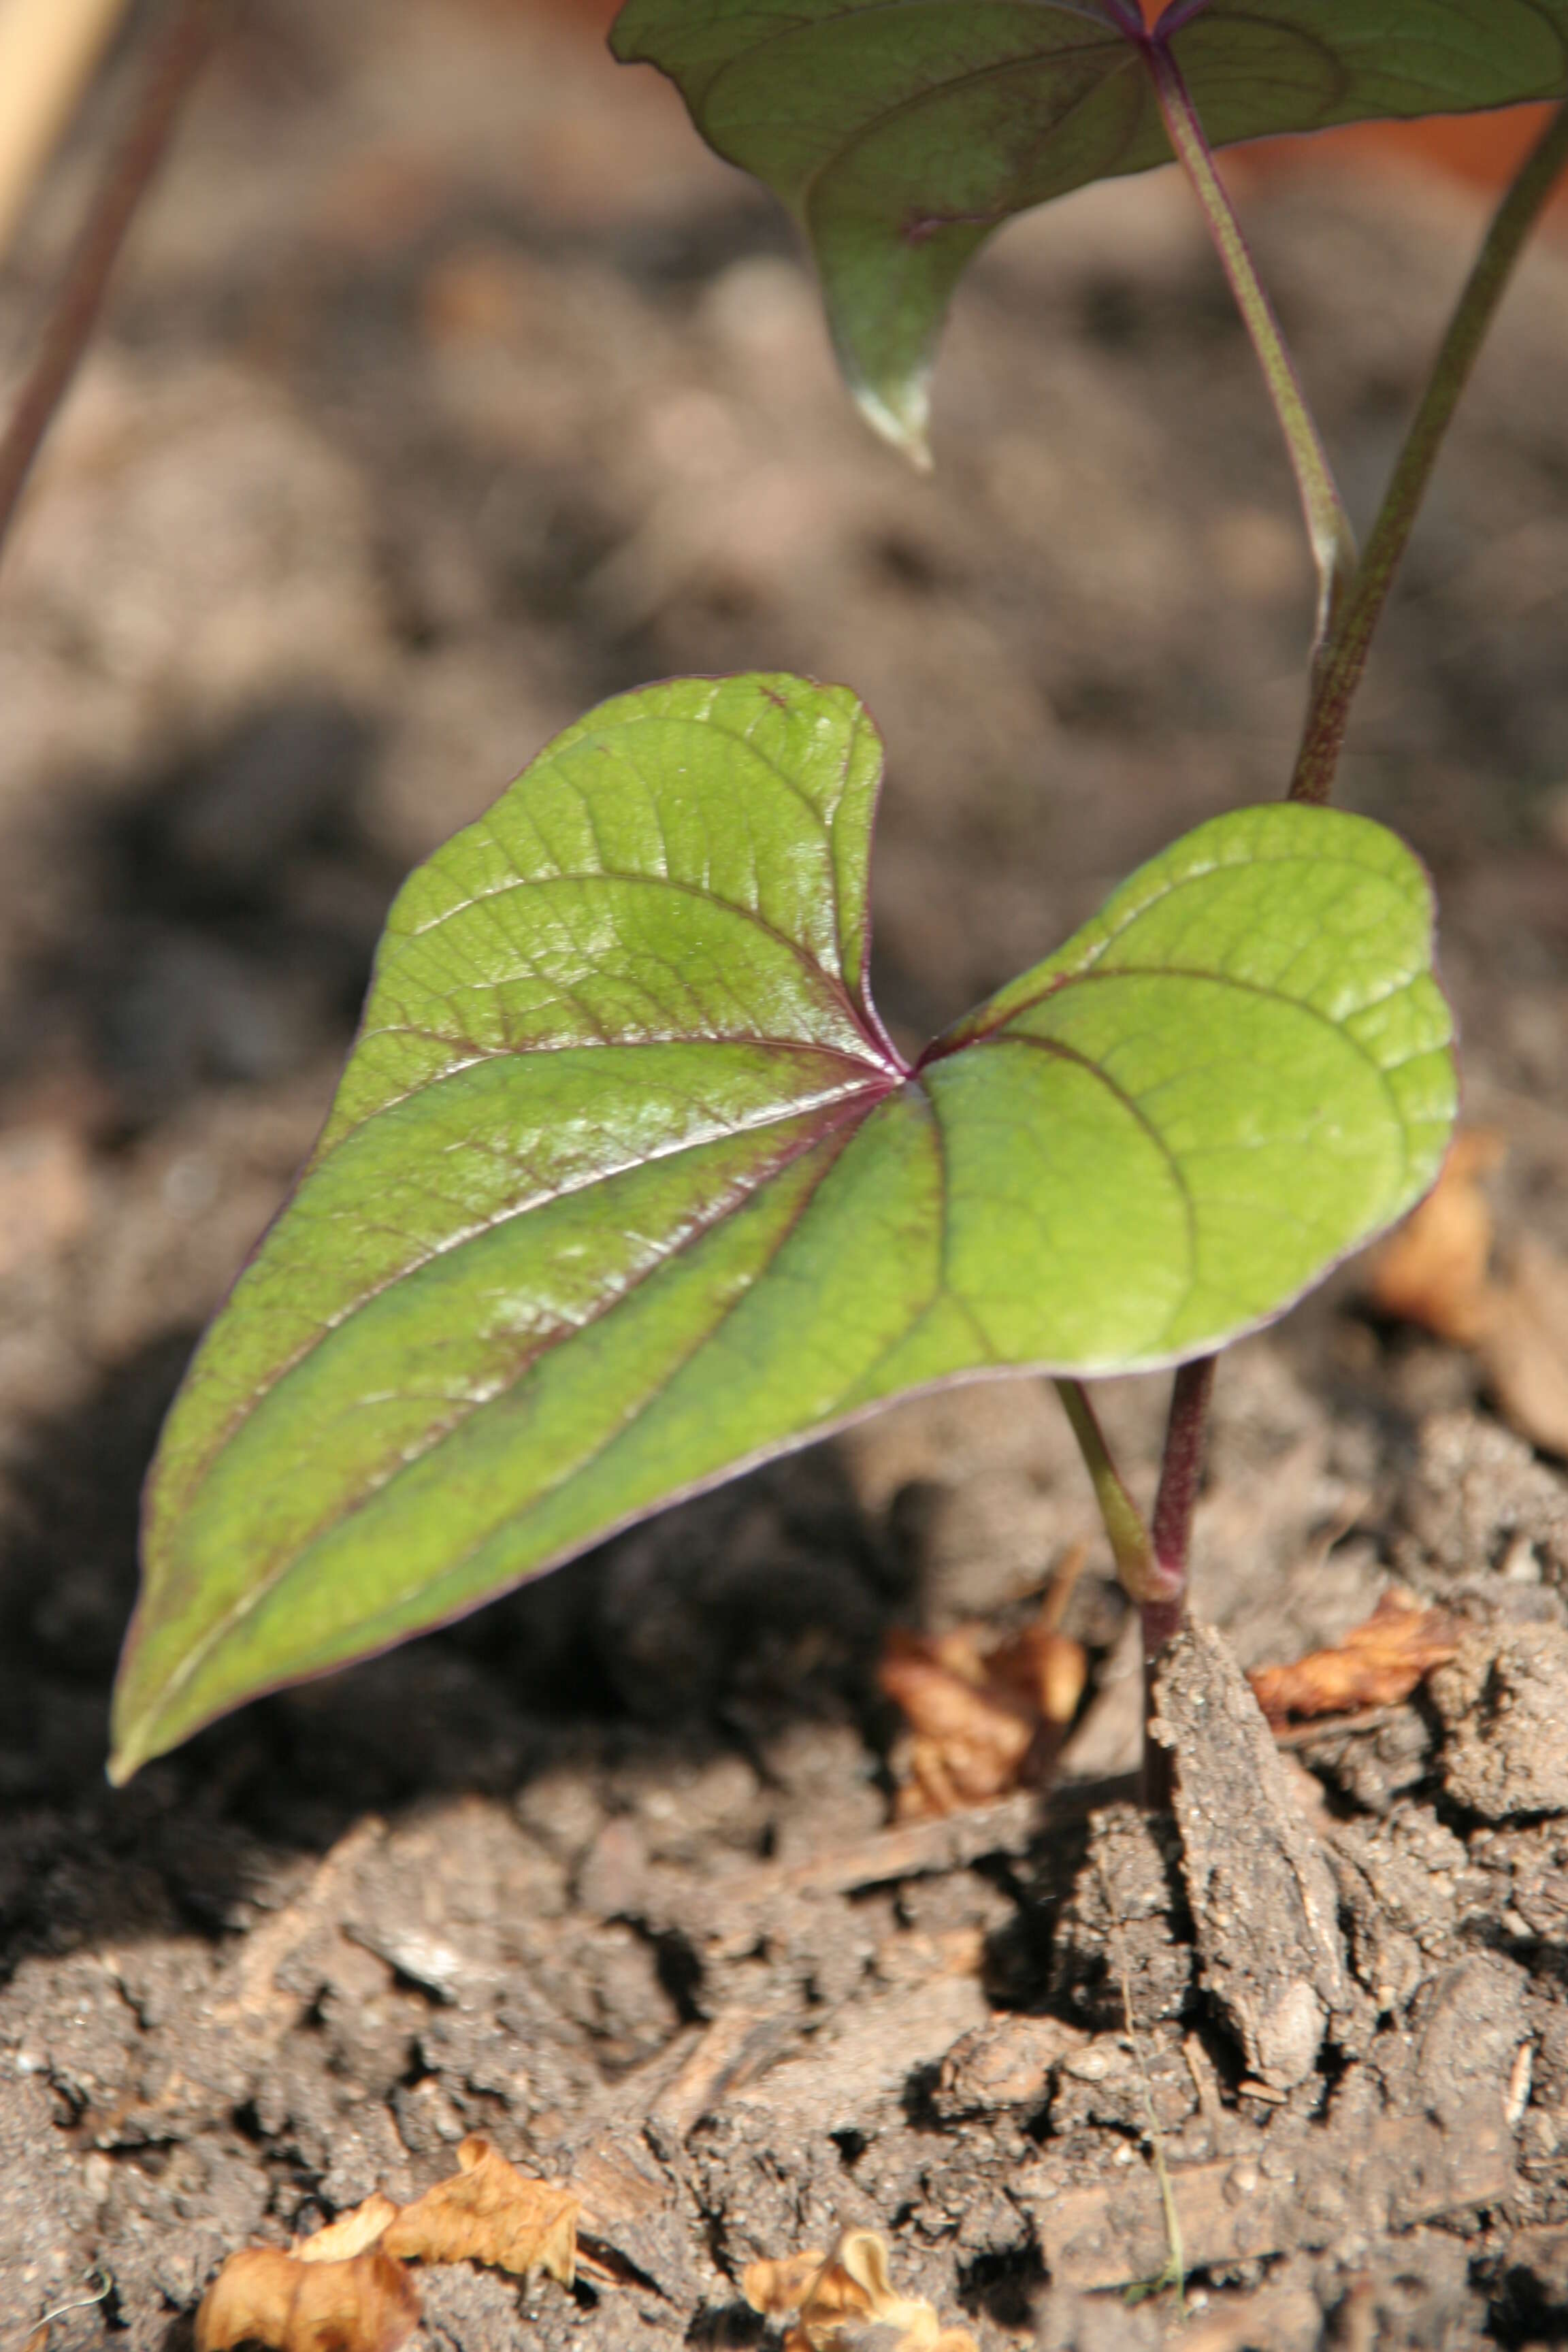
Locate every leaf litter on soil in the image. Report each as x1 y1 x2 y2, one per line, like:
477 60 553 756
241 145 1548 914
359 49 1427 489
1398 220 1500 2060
1247 1590 1462 1727
195 2136 579 2352
877 1544 1088 1816
744 2228 979 2352
1369 1125 1568 1457
196 2155 973 2352
197 2248 420 2352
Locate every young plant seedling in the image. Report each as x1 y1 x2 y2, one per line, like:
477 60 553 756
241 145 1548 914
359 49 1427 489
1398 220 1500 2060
109 2 1568 1785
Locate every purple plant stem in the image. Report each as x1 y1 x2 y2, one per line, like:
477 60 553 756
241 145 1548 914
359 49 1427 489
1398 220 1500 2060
0 0 219 570
1141 1354 1214 1805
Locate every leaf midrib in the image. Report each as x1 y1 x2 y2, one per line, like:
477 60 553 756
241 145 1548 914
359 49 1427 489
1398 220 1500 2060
391 866 890 1068
176 1049 894 1500
789 12 1145 225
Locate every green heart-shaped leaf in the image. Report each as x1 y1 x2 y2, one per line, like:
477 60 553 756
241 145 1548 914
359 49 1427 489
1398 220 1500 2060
610 0 1568 453
110 674 1454 1778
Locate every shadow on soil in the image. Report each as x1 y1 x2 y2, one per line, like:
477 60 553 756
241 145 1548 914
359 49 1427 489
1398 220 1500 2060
0 1330 906 1972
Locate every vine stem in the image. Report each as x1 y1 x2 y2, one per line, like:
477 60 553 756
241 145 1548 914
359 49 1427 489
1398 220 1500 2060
1143 37 1357 656
1054 1379 1160 1599
1061 57 1568 1806
1145 1358 1212 1647
1056 1361 1213 1624
1288 95 1568 804
0 0 218 568
1141 1355 1213 1805
1056 1364 1208 1809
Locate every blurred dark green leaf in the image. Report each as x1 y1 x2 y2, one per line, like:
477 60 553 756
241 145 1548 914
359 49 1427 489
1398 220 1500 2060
612 0 1568 454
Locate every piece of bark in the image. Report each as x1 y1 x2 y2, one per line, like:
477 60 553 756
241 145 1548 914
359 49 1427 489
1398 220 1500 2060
644 2009 800 2145
721 1975 987 2135
1018 2104 1516 2290
1056 1618 1144 1785
1414 1953 1529 2132
570 2123 700 2305
1177 2286 1324 2352
1151 1622 1351 2086
704 1791 1041 1911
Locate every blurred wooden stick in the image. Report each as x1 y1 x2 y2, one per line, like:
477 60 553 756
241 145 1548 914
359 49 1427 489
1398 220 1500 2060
0 0 218 565
0 0 133 259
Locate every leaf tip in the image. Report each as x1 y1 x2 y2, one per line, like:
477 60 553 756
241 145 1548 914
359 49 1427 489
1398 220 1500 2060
108 1621 154 1783
108 1636 173 1786
106 1713 151 1786
849 375 934 474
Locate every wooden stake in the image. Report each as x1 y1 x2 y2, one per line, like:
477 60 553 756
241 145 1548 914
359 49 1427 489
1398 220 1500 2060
0 0 132 260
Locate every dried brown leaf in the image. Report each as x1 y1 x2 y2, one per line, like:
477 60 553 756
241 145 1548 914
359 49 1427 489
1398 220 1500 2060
1248 1592 1460 1727
744 2249 831 2317
742 2230 977 2352
1367 1130 1568 1456
195 2137 579 2351
987 1620 1090 1727
1367 1128 1503 1345
195 2246 419 2352
1475 1235 1568 1459
879 1629 1036 1815
292 2195 400 2264
829 2232 943 2350
878 1554 1087 1818
382 2134 578 2283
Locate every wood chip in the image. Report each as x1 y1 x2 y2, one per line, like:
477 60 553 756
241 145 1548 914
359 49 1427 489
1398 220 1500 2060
696 1789 1042 1933
1019 2106 1516 2290
1152 1622 1352 2087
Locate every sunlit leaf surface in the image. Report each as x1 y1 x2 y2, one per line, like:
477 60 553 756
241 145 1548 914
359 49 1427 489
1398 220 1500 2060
112 674 1455 1775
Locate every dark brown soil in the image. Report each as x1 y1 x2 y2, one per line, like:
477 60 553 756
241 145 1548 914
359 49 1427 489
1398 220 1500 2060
4 6 1568 2347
